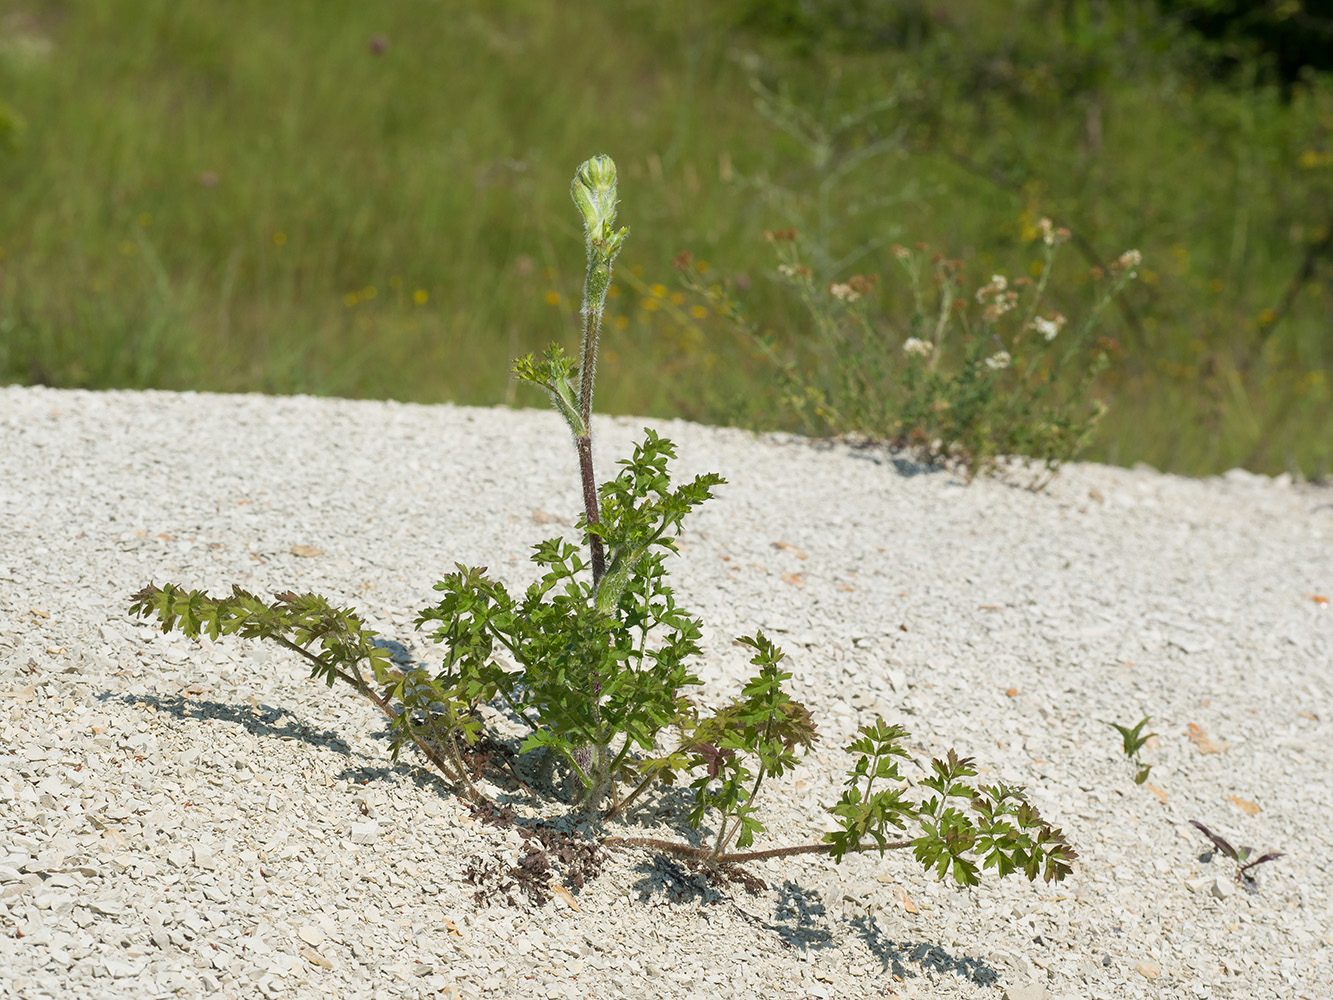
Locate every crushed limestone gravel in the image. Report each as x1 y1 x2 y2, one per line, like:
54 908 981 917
0 385 1330 1000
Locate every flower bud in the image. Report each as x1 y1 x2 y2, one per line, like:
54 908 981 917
571 154 620 245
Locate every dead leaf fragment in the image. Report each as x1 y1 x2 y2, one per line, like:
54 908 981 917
549 881 582 912
1312 594 1329 606
443 919 462 938
1227 796 1261 816
1005 687 1019 698
1146 783 1168 804
781 572 806 586
897 886 919 914
1136 961 1160 980
290 544 324 558
300 946 333 969
1187 723 1229 754
772 541 808 559
29 608 50 619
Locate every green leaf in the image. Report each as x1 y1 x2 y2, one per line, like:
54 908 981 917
1108 716 1155 757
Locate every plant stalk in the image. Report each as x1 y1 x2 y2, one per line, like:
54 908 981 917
603 835 915 866
577 432 605 587
270 634 485 806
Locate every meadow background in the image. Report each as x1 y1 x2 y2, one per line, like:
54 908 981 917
0 0 1329 477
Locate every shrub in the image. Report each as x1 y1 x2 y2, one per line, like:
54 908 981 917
675 219 1141 485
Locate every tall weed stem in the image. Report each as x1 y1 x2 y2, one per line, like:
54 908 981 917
570 155 629 588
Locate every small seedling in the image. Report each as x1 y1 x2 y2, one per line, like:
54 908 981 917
1190 820 1284 886
1108 715 1156 784
130 155 1076 902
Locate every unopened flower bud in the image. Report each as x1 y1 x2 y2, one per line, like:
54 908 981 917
571 155 621 246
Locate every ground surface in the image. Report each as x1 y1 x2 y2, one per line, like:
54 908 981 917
1 386 1330 1000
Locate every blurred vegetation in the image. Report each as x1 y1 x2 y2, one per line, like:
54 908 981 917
0 0 1329 477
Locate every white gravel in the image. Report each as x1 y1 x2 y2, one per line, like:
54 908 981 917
1 385 1330 1000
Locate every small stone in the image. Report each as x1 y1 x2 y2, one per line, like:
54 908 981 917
1003 984 1048 1000
104 958 138 978
1210 875 1234 899
1135 961 1160 980
350 821 380 844
192 845 217 870
298 925 324 947
1168 634 1212 654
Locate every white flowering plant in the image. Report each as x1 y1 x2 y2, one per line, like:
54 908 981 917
130 157 1075 900
676 219 1141 484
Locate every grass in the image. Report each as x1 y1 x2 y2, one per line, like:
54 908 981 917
0 0 1329 477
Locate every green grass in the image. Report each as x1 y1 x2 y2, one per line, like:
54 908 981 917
1 0 1329 477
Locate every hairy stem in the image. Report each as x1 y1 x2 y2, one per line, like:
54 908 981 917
569 155 626 590
601 765 661 822
424 710 482 804
603 835 915 865
713 763 769 860
577 433 605 587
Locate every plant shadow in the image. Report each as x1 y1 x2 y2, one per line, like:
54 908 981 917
763 881 1000 984
101 690 452 796
101 690 355 757
629 868 1000 987
848 914 1000 985
631 855 729 906
801 435 946 479
611 782 708 841
765 880 835 950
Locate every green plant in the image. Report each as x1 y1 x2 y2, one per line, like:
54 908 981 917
1190 820 1284 886
1108 715 1156 784
130 155 1074 891
6 2 1333 476
676 218 1140 484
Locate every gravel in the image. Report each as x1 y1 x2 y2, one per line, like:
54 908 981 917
1 384 1330 1000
